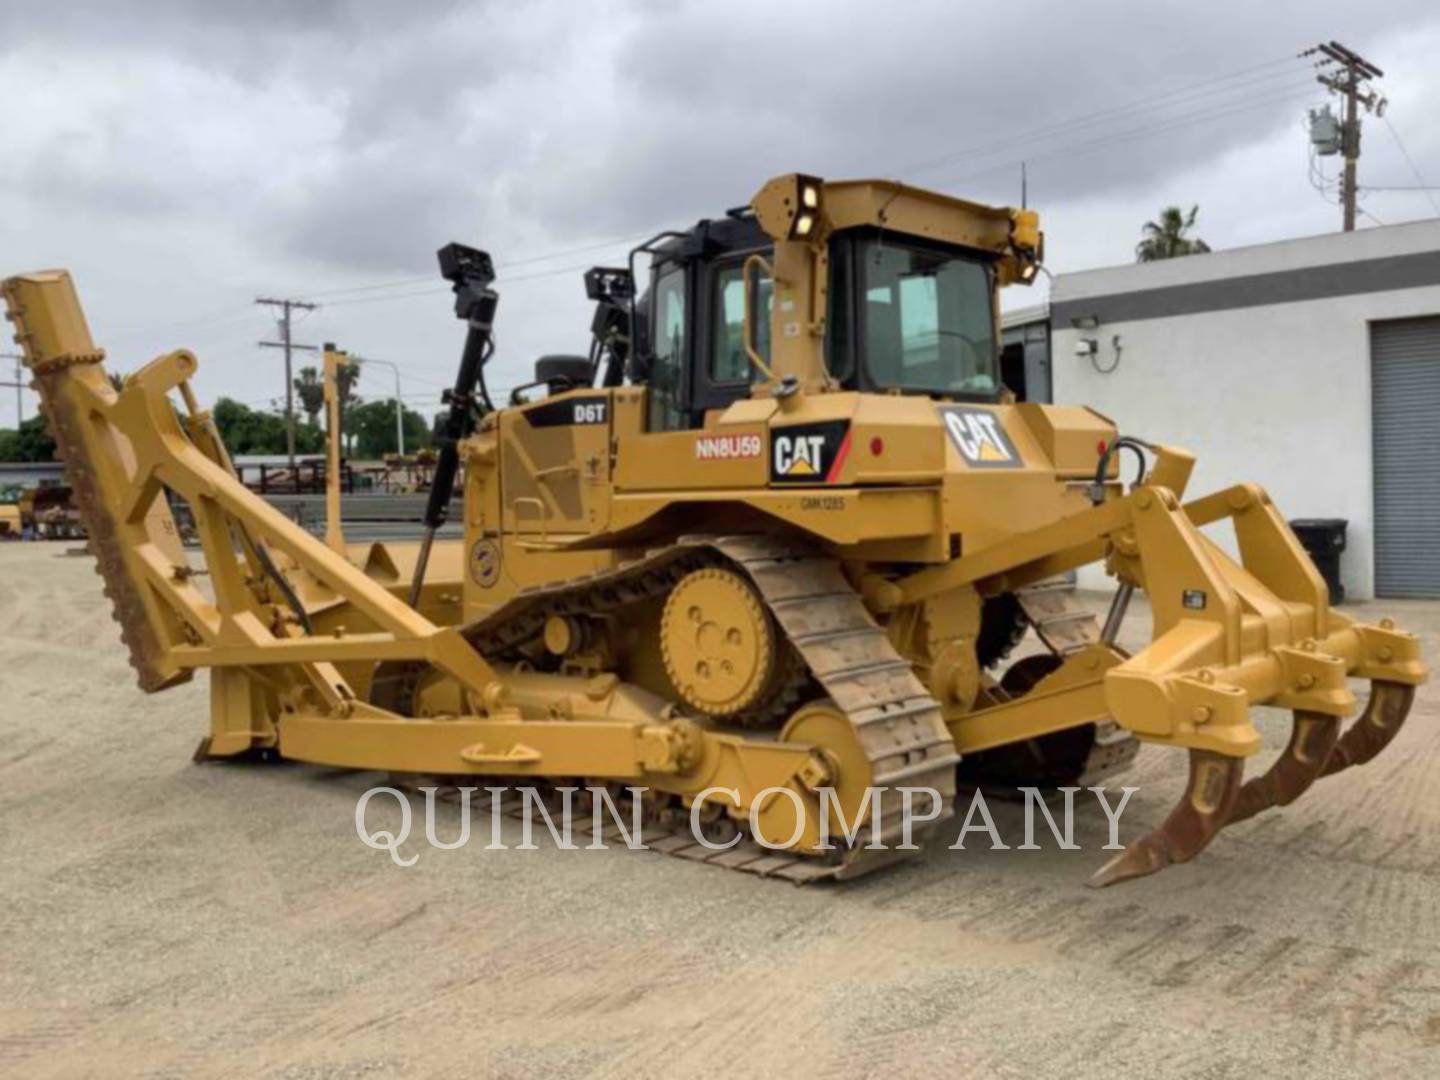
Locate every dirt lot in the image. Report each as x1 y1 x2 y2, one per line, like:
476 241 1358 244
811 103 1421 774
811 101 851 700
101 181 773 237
1 542 1438 1078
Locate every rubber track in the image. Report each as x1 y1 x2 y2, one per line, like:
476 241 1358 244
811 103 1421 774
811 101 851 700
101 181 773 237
461 535 959 882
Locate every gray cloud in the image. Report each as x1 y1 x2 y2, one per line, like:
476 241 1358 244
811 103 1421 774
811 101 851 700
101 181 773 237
1 0 1438 421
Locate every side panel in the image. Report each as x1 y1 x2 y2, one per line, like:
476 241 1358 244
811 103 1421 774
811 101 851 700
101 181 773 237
939 403 1106 555
613 391 770 491
500 390 613 536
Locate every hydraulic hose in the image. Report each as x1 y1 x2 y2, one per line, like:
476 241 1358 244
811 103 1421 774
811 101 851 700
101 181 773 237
1093 435 1155 504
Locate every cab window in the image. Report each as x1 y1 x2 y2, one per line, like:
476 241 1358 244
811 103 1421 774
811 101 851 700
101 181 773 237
860 240 997 395
648 267 687 431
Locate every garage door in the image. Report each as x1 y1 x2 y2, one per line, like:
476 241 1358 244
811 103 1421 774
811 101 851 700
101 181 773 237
1372 316 1440 598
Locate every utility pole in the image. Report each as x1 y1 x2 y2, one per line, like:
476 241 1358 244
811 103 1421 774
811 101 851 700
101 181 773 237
1 352 23 428
1305 41 1385 232
256 297 319 472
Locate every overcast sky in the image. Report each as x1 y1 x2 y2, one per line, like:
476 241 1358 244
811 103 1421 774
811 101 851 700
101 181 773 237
3 0 1438 428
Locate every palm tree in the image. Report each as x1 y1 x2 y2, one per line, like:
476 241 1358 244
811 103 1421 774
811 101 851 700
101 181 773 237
293 366 324 427
1135 205 1212 262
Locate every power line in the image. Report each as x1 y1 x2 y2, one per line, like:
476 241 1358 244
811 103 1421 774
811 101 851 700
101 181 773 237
293 78 1323 315
229 389 447 410
931 82 1323 194
290 53 1314 309
919 76 1316 196
316 83 1321 312
896 58 1309 179
320 258 607 308
99 51 1348 360
105 304 260 344
1379 116 1440 217
300 233 656 301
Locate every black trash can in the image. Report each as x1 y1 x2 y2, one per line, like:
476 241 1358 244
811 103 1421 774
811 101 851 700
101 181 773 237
1289 518 1348 604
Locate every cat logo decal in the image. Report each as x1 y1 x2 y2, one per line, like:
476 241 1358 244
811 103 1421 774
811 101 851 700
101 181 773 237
940 407 1022 469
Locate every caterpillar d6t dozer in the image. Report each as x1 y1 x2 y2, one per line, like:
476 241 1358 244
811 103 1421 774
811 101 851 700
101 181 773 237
3 172 1426 886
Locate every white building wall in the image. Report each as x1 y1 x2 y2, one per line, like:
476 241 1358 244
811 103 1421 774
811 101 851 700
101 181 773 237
1050 221 1440 599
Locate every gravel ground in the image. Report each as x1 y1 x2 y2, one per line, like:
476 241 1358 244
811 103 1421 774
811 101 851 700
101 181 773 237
1 542 1438 1078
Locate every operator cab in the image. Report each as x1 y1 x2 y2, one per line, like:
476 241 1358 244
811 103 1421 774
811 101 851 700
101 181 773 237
609 213 1003 434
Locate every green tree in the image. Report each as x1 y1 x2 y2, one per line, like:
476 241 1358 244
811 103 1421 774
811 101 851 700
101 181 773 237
336 362 361 453
0 428 20 461
293 363 360 449
212 398 286 454
344 399 433 458
14 415 57 461
1136 205 1212 262
210 398 323 456
293 367 324 427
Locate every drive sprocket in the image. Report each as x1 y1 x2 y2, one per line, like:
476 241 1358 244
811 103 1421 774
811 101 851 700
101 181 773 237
659 566 794 723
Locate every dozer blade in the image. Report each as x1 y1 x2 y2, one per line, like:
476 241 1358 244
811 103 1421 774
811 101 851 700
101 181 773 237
1321 680 1416 777
1226 710 1341 826
1087 749 1243 888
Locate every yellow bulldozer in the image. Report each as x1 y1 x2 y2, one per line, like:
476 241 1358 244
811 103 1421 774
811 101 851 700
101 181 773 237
2 172 1425 886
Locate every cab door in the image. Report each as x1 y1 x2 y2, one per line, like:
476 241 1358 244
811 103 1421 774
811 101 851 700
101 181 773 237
644 263 690 434
616 263 703 488
615 257 769 492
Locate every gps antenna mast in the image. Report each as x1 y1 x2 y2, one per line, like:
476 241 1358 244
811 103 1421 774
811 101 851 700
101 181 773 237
408 243 498 608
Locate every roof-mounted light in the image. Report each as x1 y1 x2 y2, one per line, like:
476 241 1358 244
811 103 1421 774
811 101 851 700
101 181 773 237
749 172 829 244
788 174 825 240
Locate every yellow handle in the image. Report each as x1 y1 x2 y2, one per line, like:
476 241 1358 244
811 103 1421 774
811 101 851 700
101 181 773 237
459 742 543 766
511 496 549 543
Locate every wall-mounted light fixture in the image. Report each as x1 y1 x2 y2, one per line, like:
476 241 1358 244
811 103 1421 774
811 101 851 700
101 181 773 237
1090 334 1122 375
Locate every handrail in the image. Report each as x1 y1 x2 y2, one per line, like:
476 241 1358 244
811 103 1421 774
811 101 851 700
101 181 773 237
741 254 777 381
